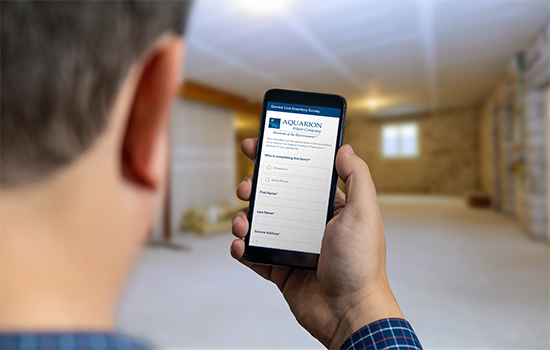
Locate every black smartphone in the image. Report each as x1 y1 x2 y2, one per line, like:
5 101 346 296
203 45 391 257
243 88 347 270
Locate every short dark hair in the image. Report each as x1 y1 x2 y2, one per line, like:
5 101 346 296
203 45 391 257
1 1 192 186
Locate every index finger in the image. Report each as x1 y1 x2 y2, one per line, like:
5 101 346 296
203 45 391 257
241 138 258 161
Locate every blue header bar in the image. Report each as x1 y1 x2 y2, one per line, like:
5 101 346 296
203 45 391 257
267 102 340 118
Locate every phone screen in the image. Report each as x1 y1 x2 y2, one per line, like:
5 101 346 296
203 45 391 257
249 101 342 255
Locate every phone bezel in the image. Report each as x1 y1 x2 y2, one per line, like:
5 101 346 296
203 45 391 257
243 88 347 270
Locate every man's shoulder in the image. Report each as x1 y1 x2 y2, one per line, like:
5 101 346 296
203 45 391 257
0 332 150 350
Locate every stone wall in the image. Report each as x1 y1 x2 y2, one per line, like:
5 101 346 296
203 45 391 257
479 74 520 216
479 92 496 199
522 23 550 240
478 22 549 241
345 107 480 195
523 90 549 240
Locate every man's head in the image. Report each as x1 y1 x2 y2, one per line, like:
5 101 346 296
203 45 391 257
1 1 191 185
1 1 192 330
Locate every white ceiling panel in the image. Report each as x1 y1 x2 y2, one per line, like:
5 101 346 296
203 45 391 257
278 65 358 94
183 0 550 116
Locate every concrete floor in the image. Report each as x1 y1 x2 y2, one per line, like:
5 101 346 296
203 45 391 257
117 195 550 349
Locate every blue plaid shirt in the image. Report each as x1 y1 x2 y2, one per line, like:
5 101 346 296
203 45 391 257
341 318 423 350
0 318 422 350
0 333 149 350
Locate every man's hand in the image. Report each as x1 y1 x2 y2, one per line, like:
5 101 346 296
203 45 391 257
231 139 403 349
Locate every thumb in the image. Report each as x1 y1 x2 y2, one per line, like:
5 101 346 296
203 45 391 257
335 145 378 210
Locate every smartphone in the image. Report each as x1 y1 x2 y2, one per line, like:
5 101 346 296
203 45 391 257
244 88 347 270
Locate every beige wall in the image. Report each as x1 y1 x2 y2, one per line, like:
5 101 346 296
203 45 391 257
346 107 480 195
169 99 236 233
235 111 261 185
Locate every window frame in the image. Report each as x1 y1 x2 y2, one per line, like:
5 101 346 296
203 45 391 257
380 121 420 159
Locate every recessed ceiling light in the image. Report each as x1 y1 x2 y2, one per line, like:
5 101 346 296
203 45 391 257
365 98 382 111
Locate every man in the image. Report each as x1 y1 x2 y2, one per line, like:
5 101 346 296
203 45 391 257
0 2 422 350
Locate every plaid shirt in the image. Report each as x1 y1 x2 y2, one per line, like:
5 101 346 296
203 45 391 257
0 333 149 350
1 318 422 350
340 318 423 350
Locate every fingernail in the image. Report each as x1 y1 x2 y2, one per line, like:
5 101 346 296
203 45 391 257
232 216 242 227
345 145 355 155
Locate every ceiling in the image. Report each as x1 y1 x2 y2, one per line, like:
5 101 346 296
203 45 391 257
183 0 549 117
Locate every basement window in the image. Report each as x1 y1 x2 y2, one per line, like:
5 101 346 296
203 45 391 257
381 122 418 158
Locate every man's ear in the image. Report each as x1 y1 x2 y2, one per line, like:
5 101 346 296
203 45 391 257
122 37 183 189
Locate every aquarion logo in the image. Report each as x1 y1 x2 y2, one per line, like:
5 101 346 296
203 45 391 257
282 120 322 128
268 118 281 129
